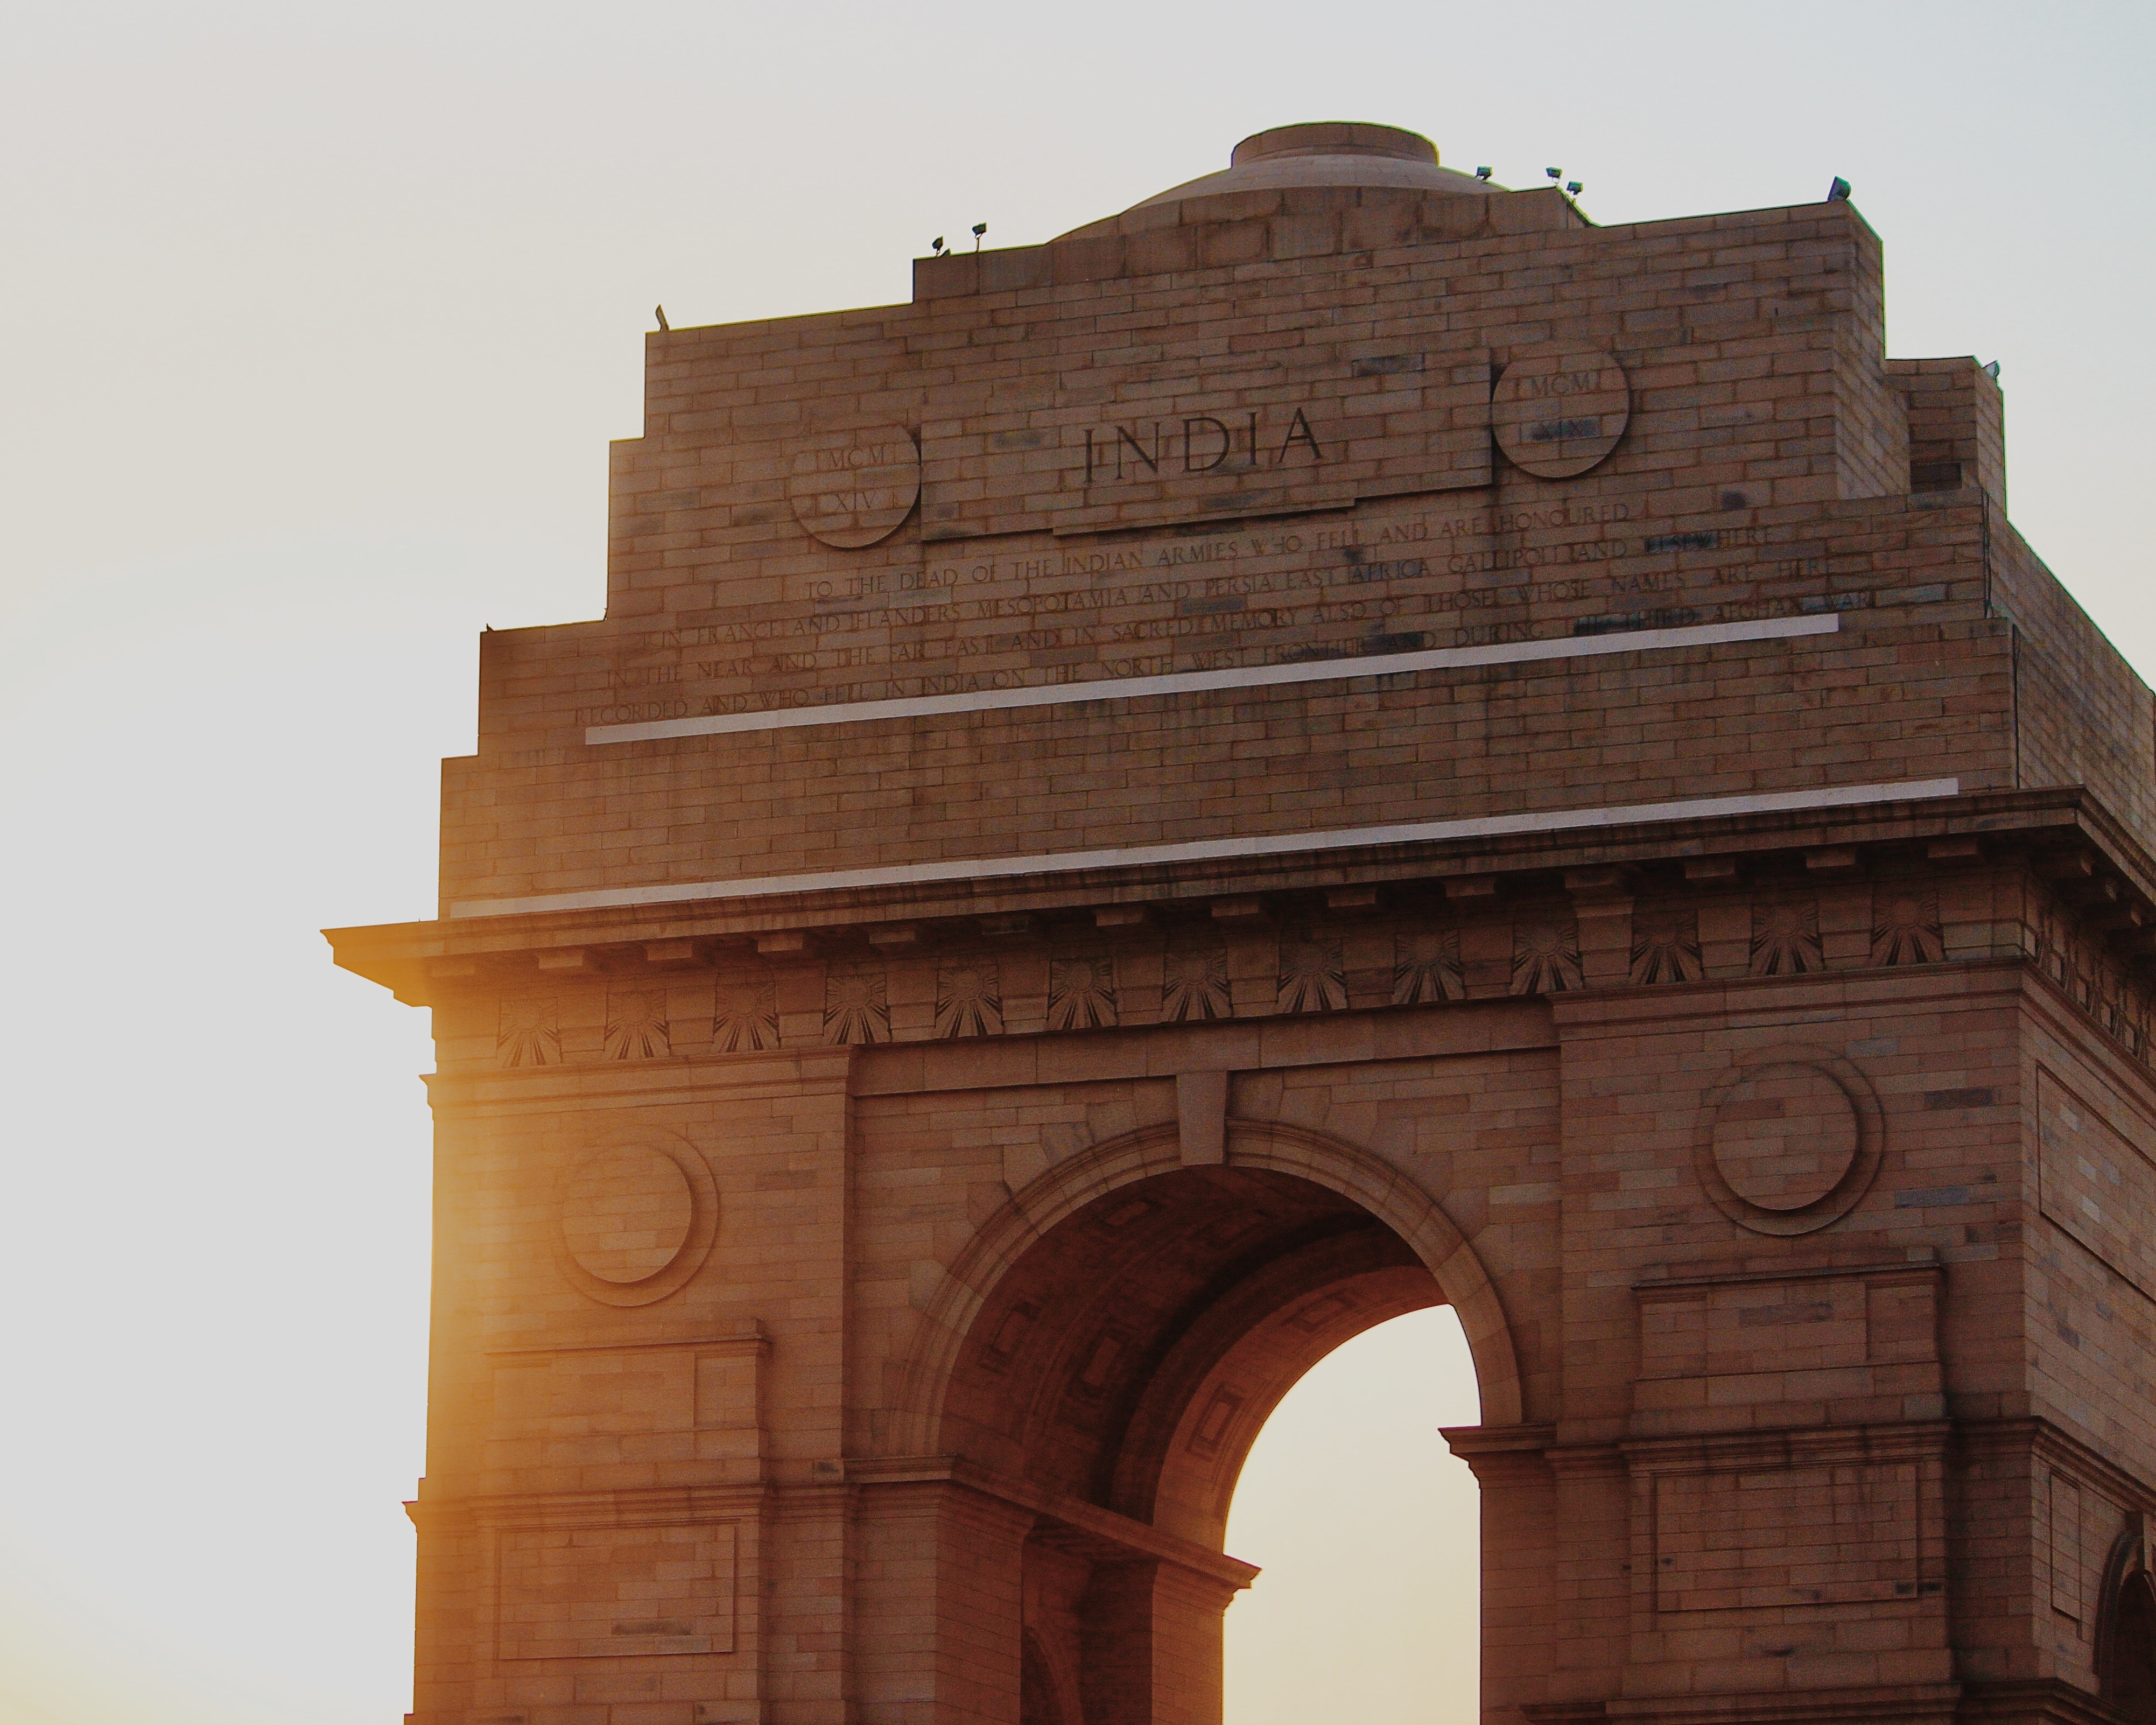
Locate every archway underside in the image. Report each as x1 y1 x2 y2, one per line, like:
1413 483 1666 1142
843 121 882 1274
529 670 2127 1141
939 1165 1458 1725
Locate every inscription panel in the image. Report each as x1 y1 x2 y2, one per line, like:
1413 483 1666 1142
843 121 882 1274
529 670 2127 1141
1492 349 1630 478
921 349 1493 542
788 425 921 548
584 497 1856 730
2037 1066 2156 1300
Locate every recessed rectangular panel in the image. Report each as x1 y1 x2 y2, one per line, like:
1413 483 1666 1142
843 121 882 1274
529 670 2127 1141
2052 1472 2084 1619
489 1351 695 1438
2037 1067 2156 1300
497 1522 736 1660
1654 1462 1920 1612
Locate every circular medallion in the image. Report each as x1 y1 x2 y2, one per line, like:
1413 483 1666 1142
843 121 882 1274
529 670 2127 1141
1492 350 1630 478
1694 1047 1884 1237
551 1135 720 1306
1710 1062 1858 1211
561 1146 693 1281
787 425 921 548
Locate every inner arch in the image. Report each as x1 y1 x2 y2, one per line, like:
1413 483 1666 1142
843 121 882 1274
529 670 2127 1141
939 1166 1447 1524
931 1153 1495 1725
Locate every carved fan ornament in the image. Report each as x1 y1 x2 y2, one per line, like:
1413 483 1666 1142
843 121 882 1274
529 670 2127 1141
936 960 1004 1039
1509 915 1582 995
1162 943 1232 1021
1393 925 1466 1005
713 976 779 1052
823 969 890 1046
1276 938 1346 1013
1048 955 1119 1030
1630 908 1703 986
605 988 670 1060
497 995 561 1068
1750 897 1823 976
1871 883 1944 966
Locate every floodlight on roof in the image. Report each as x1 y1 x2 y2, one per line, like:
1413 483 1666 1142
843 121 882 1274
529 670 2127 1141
1828 176 1852 202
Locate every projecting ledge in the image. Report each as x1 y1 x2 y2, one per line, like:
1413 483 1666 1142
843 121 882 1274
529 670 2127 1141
848 1455 1259 1591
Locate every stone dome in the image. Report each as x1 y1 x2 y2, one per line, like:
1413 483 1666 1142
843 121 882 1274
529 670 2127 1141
1126 122 1505 212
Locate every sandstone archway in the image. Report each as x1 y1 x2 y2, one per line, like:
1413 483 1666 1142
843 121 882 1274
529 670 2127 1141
873 1119 1516 1725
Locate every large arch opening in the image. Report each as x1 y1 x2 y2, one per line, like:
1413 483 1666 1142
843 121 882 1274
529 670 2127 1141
919 1128 1508 1725
1221 1307 1480 1725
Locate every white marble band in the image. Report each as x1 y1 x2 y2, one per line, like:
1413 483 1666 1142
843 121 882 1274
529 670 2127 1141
447 774 1961 919
585 613 1842 745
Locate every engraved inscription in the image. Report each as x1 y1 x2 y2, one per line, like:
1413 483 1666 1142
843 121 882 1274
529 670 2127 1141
1492 350 1630 478
924 349 1494 541
587 493 1867 728
1083 407 1325 484
789 426 921 549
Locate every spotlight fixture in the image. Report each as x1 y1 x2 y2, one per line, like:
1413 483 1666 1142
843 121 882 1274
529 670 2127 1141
1827 176 1852 202
1546 167 1562 182
654 305 669 332
1565 180 1583 195
1475 165 1493 180
1983 360 2001 378
972 222 988 252
931 236 946 255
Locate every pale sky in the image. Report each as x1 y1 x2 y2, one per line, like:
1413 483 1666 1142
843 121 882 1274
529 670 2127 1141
0 3 2148 1721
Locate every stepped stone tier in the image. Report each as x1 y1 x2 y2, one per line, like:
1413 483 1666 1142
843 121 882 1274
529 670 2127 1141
329 121 2156 1725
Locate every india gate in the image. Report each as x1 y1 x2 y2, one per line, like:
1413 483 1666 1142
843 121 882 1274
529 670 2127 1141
329 123 2156 1725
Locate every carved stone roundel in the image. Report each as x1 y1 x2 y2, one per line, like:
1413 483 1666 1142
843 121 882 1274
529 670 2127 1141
788 425 921 548
562 1146 692 1281
1491 349 1630 478
1694 1046 1884 1237
552 1136 720 1306
1710 1062 1858 1211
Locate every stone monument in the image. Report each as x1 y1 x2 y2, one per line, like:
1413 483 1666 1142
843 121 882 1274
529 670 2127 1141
329 122 2156 1725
